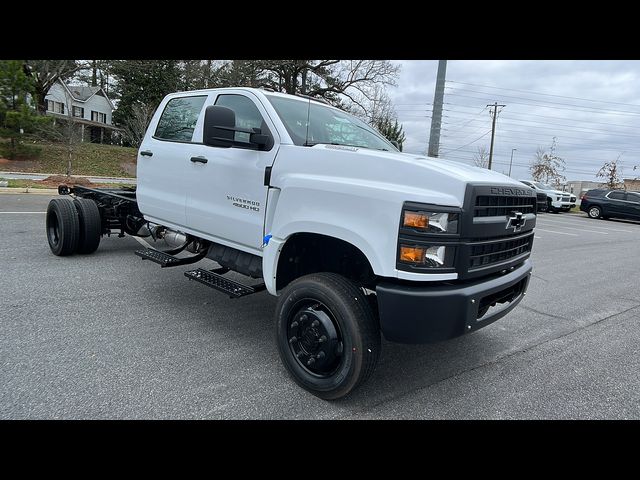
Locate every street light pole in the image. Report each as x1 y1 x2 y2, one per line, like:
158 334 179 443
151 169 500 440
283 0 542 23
509 148 517 177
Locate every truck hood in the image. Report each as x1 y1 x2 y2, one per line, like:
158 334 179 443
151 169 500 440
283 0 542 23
276 145 533 208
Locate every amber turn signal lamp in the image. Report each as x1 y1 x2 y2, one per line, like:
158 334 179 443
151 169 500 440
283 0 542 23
403 211 429 230
399 245 426 263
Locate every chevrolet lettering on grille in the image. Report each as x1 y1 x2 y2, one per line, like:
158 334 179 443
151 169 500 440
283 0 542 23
506 211 526 232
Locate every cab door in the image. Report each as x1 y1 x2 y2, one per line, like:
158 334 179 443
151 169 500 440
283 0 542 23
136 94 209 229
186 91 279 255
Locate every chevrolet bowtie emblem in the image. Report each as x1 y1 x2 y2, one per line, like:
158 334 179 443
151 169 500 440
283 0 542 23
506 211 526 232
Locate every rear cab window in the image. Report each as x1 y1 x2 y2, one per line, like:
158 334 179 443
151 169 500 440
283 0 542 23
155 96 207 142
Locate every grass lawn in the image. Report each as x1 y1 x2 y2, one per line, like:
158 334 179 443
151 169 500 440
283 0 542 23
3 179 51 189
0 140 137 178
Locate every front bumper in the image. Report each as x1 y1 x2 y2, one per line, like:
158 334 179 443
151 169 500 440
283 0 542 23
551 200 574 209
376 259 532 344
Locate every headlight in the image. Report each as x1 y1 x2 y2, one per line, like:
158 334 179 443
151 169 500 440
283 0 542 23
399 244 451 268
402 210 459 234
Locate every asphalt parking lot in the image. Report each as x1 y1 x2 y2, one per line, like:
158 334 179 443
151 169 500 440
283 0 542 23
1 193 639 419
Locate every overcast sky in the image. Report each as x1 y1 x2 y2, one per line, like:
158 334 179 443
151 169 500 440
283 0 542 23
387 60 640 183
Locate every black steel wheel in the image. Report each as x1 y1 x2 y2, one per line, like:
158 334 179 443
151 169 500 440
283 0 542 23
546 198 555 213
275 272 381 400
74 198 101 254
588 205 602 219
46 197 80 256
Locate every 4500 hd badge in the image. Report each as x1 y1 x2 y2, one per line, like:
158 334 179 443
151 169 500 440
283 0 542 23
227 195 260 212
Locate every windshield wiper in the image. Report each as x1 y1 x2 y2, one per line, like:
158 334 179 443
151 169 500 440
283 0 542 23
303 142 388 151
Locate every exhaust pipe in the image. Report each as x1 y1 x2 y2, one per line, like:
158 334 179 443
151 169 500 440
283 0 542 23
163 230 188 248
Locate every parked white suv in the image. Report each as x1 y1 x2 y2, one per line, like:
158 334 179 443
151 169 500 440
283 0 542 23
520 180 576 212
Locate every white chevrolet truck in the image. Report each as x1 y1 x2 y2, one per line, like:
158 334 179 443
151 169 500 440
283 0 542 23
520 180 576 212
45 87 536 399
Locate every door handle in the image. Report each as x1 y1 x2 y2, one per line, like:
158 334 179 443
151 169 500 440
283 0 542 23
140 150 153 157
190 156 208 164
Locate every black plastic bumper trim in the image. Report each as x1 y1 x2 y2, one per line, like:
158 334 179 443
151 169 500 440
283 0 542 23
376 259 532 344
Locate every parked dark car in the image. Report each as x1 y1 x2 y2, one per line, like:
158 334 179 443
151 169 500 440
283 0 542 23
580 189 640 221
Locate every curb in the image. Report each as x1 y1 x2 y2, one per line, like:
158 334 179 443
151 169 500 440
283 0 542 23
0 187 59 195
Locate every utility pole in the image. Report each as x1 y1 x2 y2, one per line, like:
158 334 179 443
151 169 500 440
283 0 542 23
509 148 517 177
428 60 447 157
487 102 506 170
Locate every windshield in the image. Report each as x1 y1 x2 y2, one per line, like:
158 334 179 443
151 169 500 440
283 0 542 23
533 182 553 190
265 95 397 152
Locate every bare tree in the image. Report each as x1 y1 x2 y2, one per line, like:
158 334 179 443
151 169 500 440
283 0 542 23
473 146 490 168
122 103 156 148
255 60 399 118
39 91 83 177
25 60 83 114
530 137 566 185
596 154 624 189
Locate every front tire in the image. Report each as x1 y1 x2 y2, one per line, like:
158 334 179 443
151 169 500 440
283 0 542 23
46 197 80 256
588 205 602 219
547 198 556 213
275 273 381 400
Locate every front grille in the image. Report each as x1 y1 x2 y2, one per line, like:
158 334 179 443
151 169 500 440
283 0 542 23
469 232 534 269
562 194 571 202
474 195 536 217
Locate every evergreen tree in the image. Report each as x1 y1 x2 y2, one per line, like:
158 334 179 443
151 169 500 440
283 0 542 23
372 117 406 151
0 60 51 158
109 60 182 130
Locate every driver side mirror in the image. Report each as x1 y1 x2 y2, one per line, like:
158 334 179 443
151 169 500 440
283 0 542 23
203 105 235 148
203 105 272 150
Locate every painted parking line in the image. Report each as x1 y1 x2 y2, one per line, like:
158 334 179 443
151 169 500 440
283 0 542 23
534 221 608 234
534 228 578 236
538 216 635 233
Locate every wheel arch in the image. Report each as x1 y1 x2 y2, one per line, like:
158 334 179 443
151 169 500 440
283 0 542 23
264 231 379 294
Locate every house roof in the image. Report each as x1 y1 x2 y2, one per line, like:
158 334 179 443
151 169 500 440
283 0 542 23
57 81 115 110
66 85 101 101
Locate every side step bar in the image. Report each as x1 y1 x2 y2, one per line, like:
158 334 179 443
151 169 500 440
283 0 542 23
184 268 265 298
135 248 206 267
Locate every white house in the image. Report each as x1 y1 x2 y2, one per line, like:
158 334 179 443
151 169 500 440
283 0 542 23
45 80 119 143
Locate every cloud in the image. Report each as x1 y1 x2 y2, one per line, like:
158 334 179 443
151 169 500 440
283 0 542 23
388 60 640 181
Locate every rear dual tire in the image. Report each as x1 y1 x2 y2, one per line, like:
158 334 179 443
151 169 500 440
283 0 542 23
46 197 101 256
46 198 79 256
74 198 101 254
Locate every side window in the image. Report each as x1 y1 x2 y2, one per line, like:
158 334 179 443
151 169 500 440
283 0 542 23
215 94 265 145
608 191 625 200
155 96 207 142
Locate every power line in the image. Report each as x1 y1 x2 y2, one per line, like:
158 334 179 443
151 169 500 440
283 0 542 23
445 87 640 115
444 93 640 117
446 80 640 109
440 129 492 154
436 108 640 131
